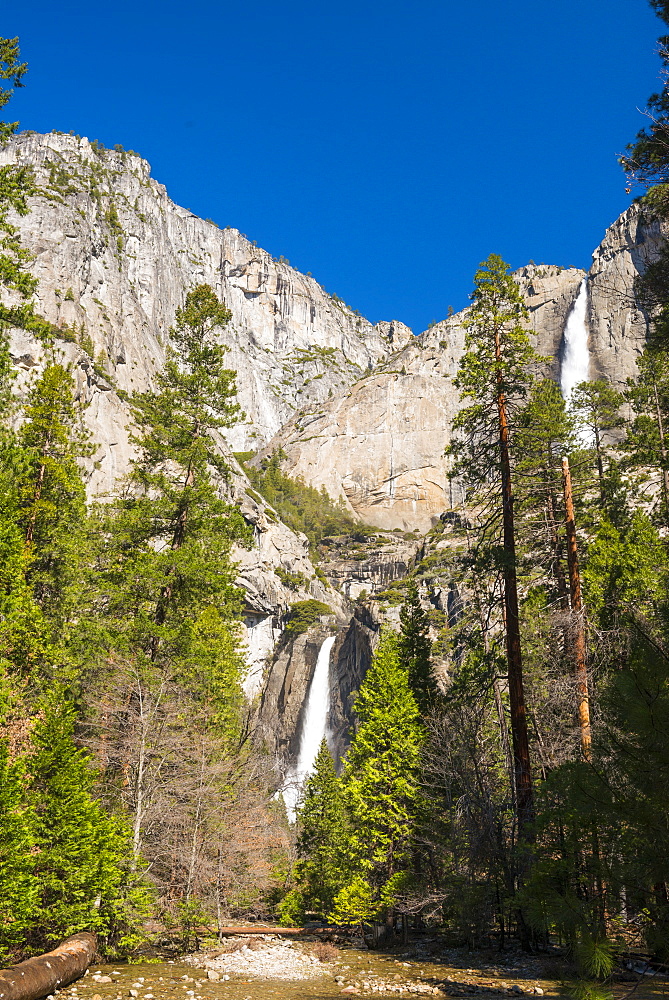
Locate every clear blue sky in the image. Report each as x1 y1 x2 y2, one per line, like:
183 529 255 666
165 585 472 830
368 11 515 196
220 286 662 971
6 1 664 332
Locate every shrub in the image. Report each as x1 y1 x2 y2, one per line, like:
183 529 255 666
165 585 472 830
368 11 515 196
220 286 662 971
284 600 332 636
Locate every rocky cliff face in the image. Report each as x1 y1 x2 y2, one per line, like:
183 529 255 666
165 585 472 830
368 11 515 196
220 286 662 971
258 218 660 532
588 204 663 389
0 132 400 470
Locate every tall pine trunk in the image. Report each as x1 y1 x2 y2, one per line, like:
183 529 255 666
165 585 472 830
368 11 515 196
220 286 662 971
561 457 591 758
494 328 534 843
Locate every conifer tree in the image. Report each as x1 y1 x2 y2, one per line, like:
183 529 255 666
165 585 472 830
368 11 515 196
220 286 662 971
449 254 540 847
87 285 251 900
330 630 423 929
0 37 38 319
398 582 436 712
0 739 38 962
570 380 624 503
293 739 347 918
624 347 669 519
29 702 145 951
515 378 576 606
95 284 250 669
17 363 89 619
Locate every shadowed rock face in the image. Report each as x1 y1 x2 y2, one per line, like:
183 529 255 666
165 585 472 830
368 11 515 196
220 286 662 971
257 624 339 763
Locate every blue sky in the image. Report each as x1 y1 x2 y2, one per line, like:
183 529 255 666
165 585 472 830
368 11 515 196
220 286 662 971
6 1 664 332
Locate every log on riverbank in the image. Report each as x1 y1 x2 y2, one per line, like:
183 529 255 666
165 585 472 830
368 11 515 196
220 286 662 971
0 933 97 1000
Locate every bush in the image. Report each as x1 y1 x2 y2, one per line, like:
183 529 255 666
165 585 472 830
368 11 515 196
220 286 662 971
310 941 339 962
284 600 332 636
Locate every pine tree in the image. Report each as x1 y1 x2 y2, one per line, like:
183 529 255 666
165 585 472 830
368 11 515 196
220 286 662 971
570 380 624 504
0 737 38 963
449 254 540 847
95 284 250 668
330 630 423 928
515 378 576 606
29 701 146 952
624 347 669 519
398 582 436 712
86 285 252 904
16 363 89 619
292 739 347 919
0 38 38 319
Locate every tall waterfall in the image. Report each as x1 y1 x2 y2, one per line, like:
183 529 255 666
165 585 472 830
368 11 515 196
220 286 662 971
560 278 590 400
282 634 336 822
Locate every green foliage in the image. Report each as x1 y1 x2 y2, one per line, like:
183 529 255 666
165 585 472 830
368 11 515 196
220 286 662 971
331 630 424 925
398 582 437 712
29 703 147 952
449 253 543 493
292 740 348 918
274 566 310 590
242 450 363 557
92 284 250 671
621 2 669 190
0 740 38 963
569 380 624 504
284 600 332 635
583 512 669 628
17 363 90 619
0 37 38 318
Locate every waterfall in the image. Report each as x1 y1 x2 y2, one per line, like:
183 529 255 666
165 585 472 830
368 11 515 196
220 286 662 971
560 278 590 401
282 634 336 822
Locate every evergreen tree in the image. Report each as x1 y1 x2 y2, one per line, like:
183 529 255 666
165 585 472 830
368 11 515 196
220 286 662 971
94 284 250 669
515 378 576 606
0 739 38 963
570 380 624 503
29 702 147 952
0 37 38 318
621 1 669 191
330 630 423 928
86 285 252 903
624 347 669 519
449 254 541 847
16 363 89 619
292 739 347 919
398 582 436 712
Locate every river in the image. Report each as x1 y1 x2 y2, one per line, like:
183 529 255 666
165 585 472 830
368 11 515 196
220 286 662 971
52 939 568 1000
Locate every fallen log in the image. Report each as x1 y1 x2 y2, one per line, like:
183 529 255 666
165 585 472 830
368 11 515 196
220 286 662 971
0 933 97 1000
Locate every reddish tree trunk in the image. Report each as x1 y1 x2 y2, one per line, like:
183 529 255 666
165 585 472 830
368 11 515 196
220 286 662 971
561 457 591 758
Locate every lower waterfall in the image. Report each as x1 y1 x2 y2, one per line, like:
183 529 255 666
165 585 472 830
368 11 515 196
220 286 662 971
560 278 590 400
282 634 336 822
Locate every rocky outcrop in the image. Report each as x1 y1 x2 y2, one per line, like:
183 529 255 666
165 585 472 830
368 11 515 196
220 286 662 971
0 132 402 471
317 532 423 599
329 605 382 762
588 204 664 389
4 131 666 766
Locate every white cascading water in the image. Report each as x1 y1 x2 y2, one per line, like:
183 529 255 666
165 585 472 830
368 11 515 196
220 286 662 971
560 278 590 401
282 634 336 822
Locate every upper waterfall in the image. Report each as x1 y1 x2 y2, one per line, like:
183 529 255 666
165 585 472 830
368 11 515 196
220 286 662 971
283 634 336 822
560 278 590 400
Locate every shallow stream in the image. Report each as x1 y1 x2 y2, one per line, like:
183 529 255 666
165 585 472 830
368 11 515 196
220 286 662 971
55 941 568 1000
